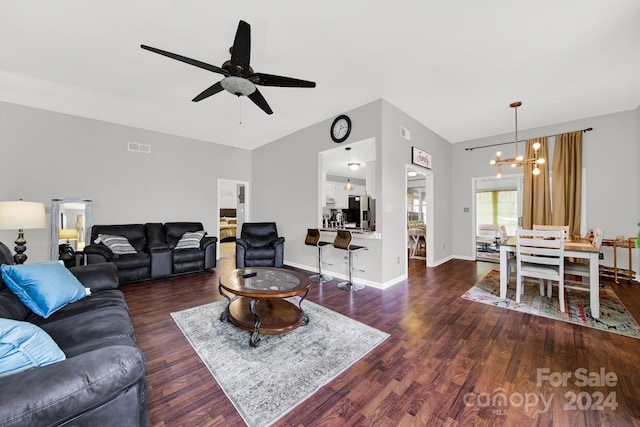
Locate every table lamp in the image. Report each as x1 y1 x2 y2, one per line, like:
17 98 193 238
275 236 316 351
0 200 47 264
59 228 79 254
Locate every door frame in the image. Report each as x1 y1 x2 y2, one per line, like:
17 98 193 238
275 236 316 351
405 164 434 268
471 175 523 259
217 178 250 258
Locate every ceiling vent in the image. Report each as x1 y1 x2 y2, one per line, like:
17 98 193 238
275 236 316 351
127 142 151 153
400 127 411 140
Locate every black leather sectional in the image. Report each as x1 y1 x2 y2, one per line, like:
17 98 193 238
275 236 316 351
84 222 217 284
0 243 148 426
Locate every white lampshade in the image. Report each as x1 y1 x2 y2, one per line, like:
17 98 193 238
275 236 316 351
0 200 46 230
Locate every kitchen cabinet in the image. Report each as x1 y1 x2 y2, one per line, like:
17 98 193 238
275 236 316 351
325 182 366 208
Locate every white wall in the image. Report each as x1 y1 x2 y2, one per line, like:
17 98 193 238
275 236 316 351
451 108 640 271
0 102 252 263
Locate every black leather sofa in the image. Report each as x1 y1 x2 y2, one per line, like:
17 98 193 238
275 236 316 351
236 222 285 268
0 242 148 426
84 222 217 284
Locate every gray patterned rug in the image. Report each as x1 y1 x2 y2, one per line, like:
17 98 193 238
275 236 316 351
171 299 389 427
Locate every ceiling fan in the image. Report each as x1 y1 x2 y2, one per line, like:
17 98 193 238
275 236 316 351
141 20 316 115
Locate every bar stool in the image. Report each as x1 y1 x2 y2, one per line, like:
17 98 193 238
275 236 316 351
333 230 367 291
305 228 333 283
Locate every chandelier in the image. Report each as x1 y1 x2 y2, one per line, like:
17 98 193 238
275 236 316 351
490 101 545 178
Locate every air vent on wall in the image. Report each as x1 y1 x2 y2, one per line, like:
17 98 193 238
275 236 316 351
128 142 151 153
400 127 411 140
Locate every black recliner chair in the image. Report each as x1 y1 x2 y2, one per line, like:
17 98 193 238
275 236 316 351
235 222 285 268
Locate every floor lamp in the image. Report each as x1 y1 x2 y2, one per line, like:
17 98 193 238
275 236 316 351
0 200 47 264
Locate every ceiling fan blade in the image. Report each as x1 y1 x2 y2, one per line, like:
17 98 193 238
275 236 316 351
230 20 251 76
247 89 273 115
141 44 229 76
249 72 316 88
192 81 224 102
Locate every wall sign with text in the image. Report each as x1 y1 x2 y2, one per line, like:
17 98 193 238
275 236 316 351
411 147 432 169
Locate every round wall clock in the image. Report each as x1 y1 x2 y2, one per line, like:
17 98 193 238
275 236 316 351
330 115 352 143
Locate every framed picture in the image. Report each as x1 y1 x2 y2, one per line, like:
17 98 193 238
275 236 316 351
411 147 432 169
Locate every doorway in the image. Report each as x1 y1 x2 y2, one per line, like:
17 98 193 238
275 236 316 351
406 165 434 268
472 176 522 261
217 179 249 259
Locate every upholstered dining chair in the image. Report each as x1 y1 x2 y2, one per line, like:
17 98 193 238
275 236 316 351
516 229 565 311
304 228 333 283
560 228 604 294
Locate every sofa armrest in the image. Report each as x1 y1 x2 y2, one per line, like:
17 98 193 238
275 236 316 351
83 244 114 260
69 263 120 291
270 236 285 248
201 235 218 249
0 345 146 427
235 238 250 250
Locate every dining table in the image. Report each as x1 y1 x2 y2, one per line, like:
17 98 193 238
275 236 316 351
499 236 600 319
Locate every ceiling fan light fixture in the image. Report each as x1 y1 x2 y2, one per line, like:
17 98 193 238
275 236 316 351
221 76 256 96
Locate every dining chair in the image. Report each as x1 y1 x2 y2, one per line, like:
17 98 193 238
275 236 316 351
516 229 566 311
560 228 603 294
532 224 570 240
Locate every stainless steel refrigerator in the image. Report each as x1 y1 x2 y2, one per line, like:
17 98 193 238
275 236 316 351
347 195 370 229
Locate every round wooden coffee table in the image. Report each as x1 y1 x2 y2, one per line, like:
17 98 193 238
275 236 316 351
218 267 311 347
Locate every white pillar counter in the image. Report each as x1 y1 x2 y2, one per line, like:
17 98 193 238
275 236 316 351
317 229 383 288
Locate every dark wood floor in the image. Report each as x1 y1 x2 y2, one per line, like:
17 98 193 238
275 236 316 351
122 257 640 426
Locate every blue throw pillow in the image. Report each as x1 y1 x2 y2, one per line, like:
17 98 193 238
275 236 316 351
1 262 89 318
0 318 66 377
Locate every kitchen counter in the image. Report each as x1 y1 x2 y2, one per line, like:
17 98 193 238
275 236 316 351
319 228 381 239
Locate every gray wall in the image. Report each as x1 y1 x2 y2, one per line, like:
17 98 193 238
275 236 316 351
379 100 453 276
451 107 640 272
252 99 453 285
3 99 637 277
251 100 383 283
0 102 251 263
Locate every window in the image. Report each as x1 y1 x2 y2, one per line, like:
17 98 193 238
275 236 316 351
476 190 518 237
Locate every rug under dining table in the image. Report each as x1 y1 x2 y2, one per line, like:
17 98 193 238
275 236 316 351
462 269 640 339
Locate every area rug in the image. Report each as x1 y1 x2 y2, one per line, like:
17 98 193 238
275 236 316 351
171 299 389 427
462 270 640 339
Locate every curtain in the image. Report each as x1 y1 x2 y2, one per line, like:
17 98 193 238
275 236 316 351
522 137 551 229
551 131 582 237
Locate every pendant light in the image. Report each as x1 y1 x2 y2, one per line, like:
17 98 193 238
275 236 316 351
344 147 353 191
490 101 545 178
